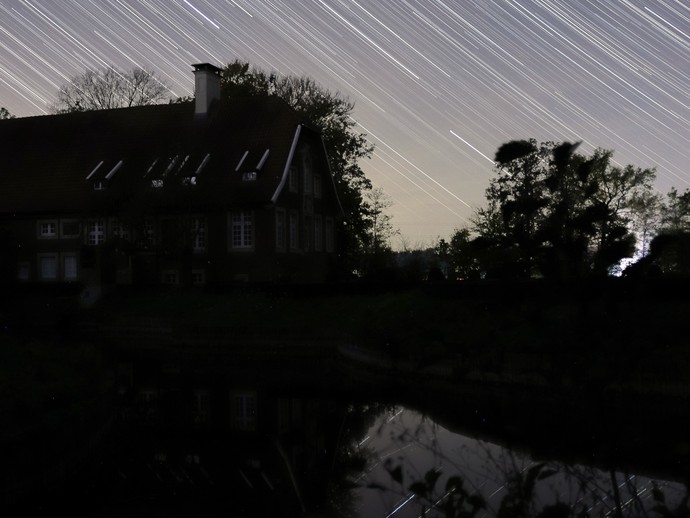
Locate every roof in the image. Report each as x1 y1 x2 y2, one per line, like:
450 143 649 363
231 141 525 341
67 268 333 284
0 96 304 215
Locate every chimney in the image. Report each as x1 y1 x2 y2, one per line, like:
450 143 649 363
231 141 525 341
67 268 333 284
192 63 222 115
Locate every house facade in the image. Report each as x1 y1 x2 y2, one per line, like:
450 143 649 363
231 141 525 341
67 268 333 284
0 64 343 297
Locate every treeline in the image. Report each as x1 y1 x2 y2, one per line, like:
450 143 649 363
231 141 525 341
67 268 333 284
437 139 690 281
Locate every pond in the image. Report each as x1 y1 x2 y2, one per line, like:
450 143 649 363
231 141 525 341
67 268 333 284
352 407 686 517
5 351 689 517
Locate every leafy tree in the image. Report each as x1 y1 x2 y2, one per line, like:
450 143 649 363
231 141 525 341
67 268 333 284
660 187 690 232
628 190 662 257
0 107 14 119
220 60 374 269
473 140 655 279
436 228 481 280
51 66 169 113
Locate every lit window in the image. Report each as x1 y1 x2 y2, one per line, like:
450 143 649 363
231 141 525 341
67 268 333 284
325 218 334 253
86 220 105 246
39 221 57 238
151 179 164 189
231 392 257 431
39 254 58 280
63 254 78 280
242 171 257 182
192 217 206 253
231 212 253 249
314 215 323 252
289 211 299 251
275 209 286 251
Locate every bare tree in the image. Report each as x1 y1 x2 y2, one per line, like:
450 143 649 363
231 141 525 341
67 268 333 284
51 66 169 113
0 107 14 119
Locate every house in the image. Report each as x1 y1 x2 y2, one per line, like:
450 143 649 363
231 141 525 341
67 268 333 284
0 63 343 299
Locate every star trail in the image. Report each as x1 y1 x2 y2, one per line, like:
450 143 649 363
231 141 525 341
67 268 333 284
1 1 688 245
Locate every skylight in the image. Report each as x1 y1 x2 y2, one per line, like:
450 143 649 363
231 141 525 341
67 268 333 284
235 150 249 171
86 161 104 180
256 149 270 170
195 153 211 175
145 158 159 176
105 160 123 180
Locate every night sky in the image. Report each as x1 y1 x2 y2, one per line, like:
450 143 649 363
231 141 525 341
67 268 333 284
1 1 688 245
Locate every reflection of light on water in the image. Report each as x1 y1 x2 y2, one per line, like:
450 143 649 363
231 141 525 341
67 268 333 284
352 408 686 518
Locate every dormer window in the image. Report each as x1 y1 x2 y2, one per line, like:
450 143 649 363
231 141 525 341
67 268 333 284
235 151 249 171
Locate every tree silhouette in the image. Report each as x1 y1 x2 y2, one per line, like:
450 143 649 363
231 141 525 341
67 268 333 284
472 140 656 279
51 66 169 113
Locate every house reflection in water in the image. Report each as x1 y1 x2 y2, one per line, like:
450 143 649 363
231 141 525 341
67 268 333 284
110 357 351 516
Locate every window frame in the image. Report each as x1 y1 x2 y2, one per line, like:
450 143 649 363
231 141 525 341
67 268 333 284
314 215 323 252
288 165 299 193
325 217 335 253
289 211 299 251
60 220 81 239
230 211 254 250
62 253 78 281
275 208 286 252
38 220 58 239
86 220 106 246
230 391 257 431
38 253 59 281
191 216 206 254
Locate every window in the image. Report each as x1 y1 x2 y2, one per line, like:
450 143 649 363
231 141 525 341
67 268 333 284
86 220 105 246
314 215 323 252
314 175 322 198
191 269 206 285
230 392 257 431
110 219 131 241
288 166 298 192
191 217 206 253
275 209 286 251
143 218 156 247
93 180 106 191
38 220 57 239
325 218 335 253
303 154 313 194
231 211 253 249
17 262 30 281
39 254 58 280
242 171 257 181
162 270 179 285
303 216 312 252
289 211 299 251
63 254 78 280
194 390 210 425
61 220 80 238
